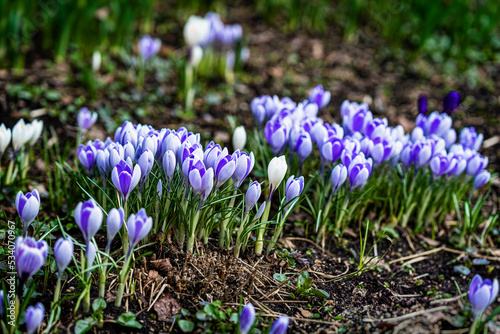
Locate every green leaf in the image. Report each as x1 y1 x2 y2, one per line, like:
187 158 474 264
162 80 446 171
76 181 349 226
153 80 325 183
92 298 106 313
178 320 195 332
116 312 142 329
311 289 330 298
273 273 287 283
196 311 210 321
75 318 97 334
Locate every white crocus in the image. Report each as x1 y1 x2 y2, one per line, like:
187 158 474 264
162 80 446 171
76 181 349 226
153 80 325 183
189 45 203 67
0 123 11 157
268 155 287 198
28 120 44 147
12 119 32 153
183 16 210 46
232 126 247 151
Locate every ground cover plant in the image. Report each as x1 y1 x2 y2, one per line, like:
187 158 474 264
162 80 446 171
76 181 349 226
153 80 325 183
1 1 500 333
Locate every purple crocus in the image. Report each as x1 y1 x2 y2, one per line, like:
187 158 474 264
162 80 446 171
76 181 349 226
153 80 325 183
308 85 331 109
443 90 460 114
269 315 290 334
214 154 236 189
370 137 394 166
430 153 455 178
54 237 74 278
284 176 304 210
468 274 498 319
96 149 110 181
106 207 124 252
127 208 153 257
77 143 96 173
111 160 142 203
265 118 288 155
15 189 40 237
364 118 388 141
460 127 483 151
331 164 347 195
107 143 125 170
187 160 214 205
417 94 428 115
14 237 48 285
162 150 177 186
426 111 452 137
342 102 373 134
75 199 103 247
239 303 256 334
77 107 98 131
138 35 161 61
25 302 45 334
245 181 261 213
411 141 433 169
348 161 371 190
466 152 488 176
232 151 255 189
473 170 491 191
294 131 313 164
320 137 343 163
137 148 155 192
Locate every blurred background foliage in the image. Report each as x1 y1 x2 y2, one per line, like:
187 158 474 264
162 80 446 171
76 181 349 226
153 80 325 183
1 0 499 74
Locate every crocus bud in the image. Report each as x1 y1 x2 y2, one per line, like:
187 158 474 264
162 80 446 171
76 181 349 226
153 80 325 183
245 181 261 213
14 237 48 284
268 156 288 199
331 164 347 195
308 85 331 109
183 16 210 46
127 209 153 257
188 160 215 203
77 143 97 173
239 303 256 334
265 118 288 155
15 189 40 236
269 315 290 334
443 90 460 114
466 153 488 176
348 162 371 190
138 149 154 192
96 149 110 179
112 160 142 203
215 154 236 189
92 50 101 72
460 127 483 151
75 199 103 247
12 119 32 154
430 153 454 178
163 150 177 183
233 126 247 151
473 170 491 191
294 131 313 164
232 151 255 189
77 108 98 131
285 176 304 208
25 302 45 334
188 45 203 67
468 274 499 319
28 120 43 147
138 35 161 61
320 137 343 163
157 179 163 197
54 237 73 278
106 207 124 251
0 123 11 158
417 94 428 115
108 143 124 170
251 95 275 126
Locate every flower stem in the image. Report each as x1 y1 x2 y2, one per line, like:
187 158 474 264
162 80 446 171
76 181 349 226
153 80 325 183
53 278 62 304
219 195 236 248
255 201 271 255
115 254 132 307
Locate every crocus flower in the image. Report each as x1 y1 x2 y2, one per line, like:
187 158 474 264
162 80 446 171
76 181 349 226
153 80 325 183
162 132 181 158
187 160 214 204
348 162 371 190
320 137 343 163
188 45 203 67
77 107 98 131
0 123 11 158
411 141 433 169
137 149 155 192
106 207 124 252
138 35 161 61
183 15 210 46
28 120 43 147
163 150 177 185
443 90 460 114
473 170 491 191
265 118 288 155
460 127 483 151
308 85 331 109
370 137 394 166
443 128 457 148
77 143 96 173
364 118 387 141
14 237 48 284
430 153 455 178
468 274 499 319
108 143 125 170
341 101 373 134
233 126 247 151
215 154 236 189
74 199 103 247
239 303 255 334
157 179 163 197
331 164 347 195
426 111 452 137
284 176 304 210
127 208 153 257
112 160 142 203
466 153 488 176
245 181 261 213
54 237 73 278
268 156 288 200
232 151 255 189
15 189 40 236
269 315 290 334
12 119 32 154
294 131 313 164
25 302 45 334
417 94 428 115
251 95 276 125
96 149 110 179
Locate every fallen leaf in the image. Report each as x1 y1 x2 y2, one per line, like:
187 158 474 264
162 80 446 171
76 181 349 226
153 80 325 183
148 270 159 280
154 295 182 322
151 258 173 272
299 308 313 318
